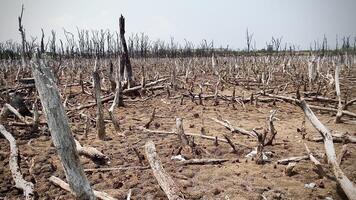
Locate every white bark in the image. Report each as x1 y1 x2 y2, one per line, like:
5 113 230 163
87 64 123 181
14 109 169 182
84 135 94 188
0 125 34 200
145 140 185 200
31 55 96 200
298 100 356 200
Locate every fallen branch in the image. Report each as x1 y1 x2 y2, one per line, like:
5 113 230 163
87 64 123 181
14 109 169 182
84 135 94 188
137 126 250 148
49 176 117 200
179 158 229 165
210 117 257 138
298 100 356 200
84 166 149 172
304 143 325 178
145 140 185 200
0 125 34 200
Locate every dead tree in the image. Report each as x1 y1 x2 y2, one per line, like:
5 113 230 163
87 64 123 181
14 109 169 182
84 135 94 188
0 125 34 200
145 140 185 200
16 4 27 81
93 60 106 140
334 64 343 123
298 100 356 200
31 54 96 200
246 28 253 53
119 15 134 88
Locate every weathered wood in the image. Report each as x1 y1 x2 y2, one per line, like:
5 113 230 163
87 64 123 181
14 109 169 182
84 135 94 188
263 93 356 118
49 176 116 200
277 155 310 165
31 54 95 200
0 125 34 200
179 158 229 165
265 110 277 146
145 140 185 200
93 62 106 140
137 126 250 148
284 162 296 176
298 100 356 200
210 117 257 138
75 139 108 164
84 166 149 172
119 15 133 87
335 65 343 123
304 143 325 178
176 118 189 146
144 108 156 128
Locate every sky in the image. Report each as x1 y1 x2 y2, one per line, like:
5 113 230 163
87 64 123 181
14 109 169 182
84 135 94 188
0 0 355 50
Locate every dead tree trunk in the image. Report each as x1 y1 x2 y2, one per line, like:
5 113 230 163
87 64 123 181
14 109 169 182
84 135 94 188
93 61 106 140
145 140 185 200
334 65 343 123
298 100 356 200
119 15 134 88
31 54 96 200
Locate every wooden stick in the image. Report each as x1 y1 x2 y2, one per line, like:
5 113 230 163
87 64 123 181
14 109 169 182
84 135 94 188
145 140 185 200
304 143 325 178
277 155 310 165
338 144 349 166
179 158 229 165
49 176 117 200
137 126 250 148
298 100 356 200
0 125 34 200
210 117 257 138
84 166 149 172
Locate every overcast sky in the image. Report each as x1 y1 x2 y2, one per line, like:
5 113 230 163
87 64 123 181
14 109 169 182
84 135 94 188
0 0 355 50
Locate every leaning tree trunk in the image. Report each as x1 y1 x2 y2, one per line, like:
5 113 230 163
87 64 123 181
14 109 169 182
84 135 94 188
31 54 96 200
298 100 356 200
119 15 133 88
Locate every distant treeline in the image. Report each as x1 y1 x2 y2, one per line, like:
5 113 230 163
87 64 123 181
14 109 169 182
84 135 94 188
0 30 355 60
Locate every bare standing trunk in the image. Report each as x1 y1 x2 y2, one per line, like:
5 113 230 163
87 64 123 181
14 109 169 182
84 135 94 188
334 64 343 123
31 54 95 200
119 15 133 88
93 60 106 140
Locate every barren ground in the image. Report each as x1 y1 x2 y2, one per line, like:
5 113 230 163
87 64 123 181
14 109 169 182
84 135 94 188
1 57 355 200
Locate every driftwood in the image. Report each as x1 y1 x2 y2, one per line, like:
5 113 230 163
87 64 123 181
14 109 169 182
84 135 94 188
145 140 185 200
49 176 117 200
298 100 356 200
0 125 34 200
32 54 95 199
